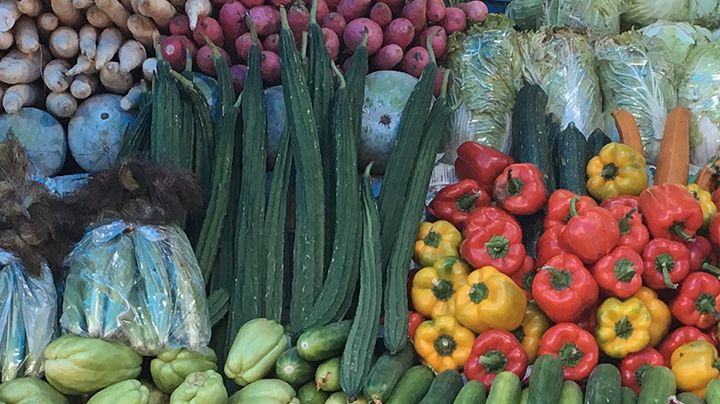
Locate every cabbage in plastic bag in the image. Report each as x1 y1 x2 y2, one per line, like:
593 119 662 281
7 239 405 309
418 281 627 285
544 0 623 39
690 0 720 29
622 0 692 28
595 31 677 163
640 21 713 78
678 42 720 165
520 28 603 137
444 15 522 162
506 0 544 30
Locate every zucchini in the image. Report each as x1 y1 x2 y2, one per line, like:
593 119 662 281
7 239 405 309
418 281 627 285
621 387 637 404
555 122 588 195
705 379 719 404
486 372 521 404
546 114 562 193
340 166 382 400
527 355 563 404
386 365 435 404
453 380 486 404
276 348 315 388
418 370 464 404
298 382 330 404
586 128 611 164
363 345 416 403
559 381 583 404
518 211 544 258
519 388 529 404
510 84 554 191
677 392 704 404
316 357 341 392
297 321 352 362
637 366 676 404
585 363 621 404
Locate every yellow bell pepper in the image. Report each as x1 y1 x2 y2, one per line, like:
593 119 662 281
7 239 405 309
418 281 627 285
453 266 527 334
414 221 462 267
633 287 671 347
688 184 717 227
413 315 475 372
586 143 648 200
511 302 550 363
595 297 652 358
411 257 471 319
671 341 720 399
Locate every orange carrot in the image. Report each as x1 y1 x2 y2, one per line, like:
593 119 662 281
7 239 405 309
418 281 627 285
654 107 691 185
613 109 644 155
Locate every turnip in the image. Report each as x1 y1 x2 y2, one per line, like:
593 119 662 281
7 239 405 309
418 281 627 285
427 0 446 23
120 83 143 110
262 33 279 53
161 35 195 71
401 45 429 78
383 18 413 49
234 32 260 62
79 24 97 59
3 83 40 113
138 0 176 28
46 92 78 118
49 26 79 59
70 74 98 99
457 1 487 23
127 14 160 46
442 7 466 33
142 57 157 81
17 0 41 17
99 61 133 93
67 55 95 75
321 12 345 37
218 1 247 42
344 18 382 55
370 2 392 28
337 0 370 21
377 0 402 15
119 39 146 73
94 0 130 32
196 44 229 76
401 0 426 31
260 50 280 84
269 0 291 5
324 0 337 10
0 107 67 176
372 43 403 70
185 0 211 30
86 6 113 29
169 14 191 36
43 59 72 92
0 0 22 31
0 47 48 84
94 27 122 70
192 15 224 46
322 27 339 60
14 16 39 54
418 25 447 58
314 0 329 23
248 6 280 37
229 64 246 94
239 0 261 6
288 1 309 33
37 13 59 39
0 31 12 50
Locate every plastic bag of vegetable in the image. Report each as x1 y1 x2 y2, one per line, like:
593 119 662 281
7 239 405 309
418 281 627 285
621 0 691 28
595 31 677 163
520 28 603 137
690 0 720 29
640 21 713 80
0 108 66 178
506 0 544 30
444 15 522 162
544 0 623 39
60 159 210 355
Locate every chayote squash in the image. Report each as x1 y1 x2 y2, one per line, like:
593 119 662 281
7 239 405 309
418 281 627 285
225 318 289 386
87 380 149 404
43 335 142 395
228 379 296 404
151 347 217 393
169 370 227 404
141 380 170 404
0 377 68 404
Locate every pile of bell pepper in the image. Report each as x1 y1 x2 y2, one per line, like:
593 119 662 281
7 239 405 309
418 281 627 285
407 140 720 399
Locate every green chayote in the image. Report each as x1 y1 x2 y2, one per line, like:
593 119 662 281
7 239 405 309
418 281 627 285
151 347 217 393
169 370 227 404
87 380 149 404
224 319 288 386
0 377 68 404
228 379 297 404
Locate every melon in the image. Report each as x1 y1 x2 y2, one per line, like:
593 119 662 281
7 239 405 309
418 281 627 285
0 107 66 177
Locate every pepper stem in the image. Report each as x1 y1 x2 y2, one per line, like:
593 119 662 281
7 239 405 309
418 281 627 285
479 350 508 374
655 253 679 289
469 282 489 304
703 261 720 277
512 327 525 343
613 258 637 282
484 235 510 259
424 230 442 248
431 279 455 302
456 193 480 212
434 334 457 357
671 223 695 242
635 364 651 386
618 208 637 236
568 197 580 218
544 266 573 290
558 343 584 367
614 316 634 339
506 169 524 196
601 163 618 180
695 293 719 319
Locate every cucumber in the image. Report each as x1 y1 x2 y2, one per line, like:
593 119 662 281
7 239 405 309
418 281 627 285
621 387 637 404
316 358 341 392
677 392 704 404
527 355 563 404
298 382 331 404
637 366 676 404
297 321 352 362
586 128 611 164
546 114 562 193
418 370 464 404
325 392 369 404
559 381 583 404
556 122 588 195
453 380 486 404
276 348 316 388
585 363 621 404
519 388 529 404
510 84 554 191
386 365 435 404
518 211 544 258
705 379 720 404
363 346 416 403
486 372 521 404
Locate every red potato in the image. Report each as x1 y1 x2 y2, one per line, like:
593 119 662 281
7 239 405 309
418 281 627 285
287 1 309 33
336 0 370 21
427 0 446 23
344 18 383 55
322 27 339 60
457 1 488 23
372 43 403 70
314 0 329 23
230 64 247 94
418 25 447 58
161 35 193 71
248 6 280 37
196 44 230 76
321 12 345 36
239 0 262 6
377 0 403 14
442 7 466 33
384 18 414 49
370 2 392 28
324 0 338 10
235 32 261 62
218 1 248 42
193 16 224 47
169 14 191 36
260 50 280 84
401 45 429 78
402 0 426 31
269 0 292 5
262 33 279 53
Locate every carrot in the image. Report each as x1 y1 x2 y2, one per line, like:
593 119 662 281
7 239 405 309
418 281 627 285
99 61 133 93
43 59 72 92
127 14 160 46
86 5 114 28
654 106 691 185
70 74 98 99
0 47 48 84
384 18 414 49
613 109 644 155
46 92 78 118
95 27 123 70
401 0 426 31
442 7 466 33
67 55 96 75
96 0 131 32
3 83 40 113
142 57 156 81
695 158 720 192
14 16 39 54
0 0 21 31
37 13 59 38
427 0 446 23
0 31 12 49
138 0 175 28
17 0 42 17
337 0 371 21
79 25 98 59
51 0 82 27
372 43 403 69
49 26 80 58
121 83 143 110
185 0 211 30
370 2 392 28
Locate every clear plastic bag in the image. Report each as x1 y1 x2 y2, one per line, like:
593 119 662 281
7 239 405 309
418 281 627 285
544 0 622 39
61 221 210 355
0 251 58 382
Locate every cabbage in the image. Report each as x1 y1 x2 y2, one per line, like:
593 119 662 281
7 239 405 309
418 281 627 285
520 28 603 137
595 31 677 163
678 42 720 165
544 0 622 39
690 0 720 29
506 0 544 30
622 0 692 28
640 21 713 68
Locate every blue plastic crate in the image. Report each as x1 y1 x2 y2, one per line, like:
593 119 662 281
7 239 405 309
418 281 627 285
485 0 511 13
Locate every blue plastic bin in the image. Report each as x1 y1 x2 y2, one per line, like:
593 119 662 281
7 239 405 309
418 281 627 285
485 0 511 13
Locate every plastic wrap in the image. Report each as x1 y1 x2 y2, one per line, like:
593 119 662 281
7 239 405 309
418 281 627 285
622 0 691 28
444 15 522 162
0 251 58 382
35 173 90 198
595 31 677 163
506 0 544 30
520 28 604 137
640 21 713 81
544 0 622 39
61 221 210 355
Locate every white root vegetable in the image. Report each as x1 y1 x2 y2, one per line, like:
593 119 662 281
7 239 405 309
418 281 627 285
0 83 6 110
46 91 77 117
14 16 38 53
43 59 72 92
72 0 94 9
138 0 174 28
0 47 48 84
127 13 158 46
142 56 155 82
79 25 97 59
70 73 97 99
99 61 132 93
51 0 82 27
86 5 113 28
185 0 210 30
0 0 21 32
67 54 96 75
95 27 121 70
49 26 79 58
168 0 184 7
95 0 130 33
118 39 144 73
120 83 141 110
118 0 132 12
0 31 11 49
17 0 42 17
3 83 40 113
37 12 59 38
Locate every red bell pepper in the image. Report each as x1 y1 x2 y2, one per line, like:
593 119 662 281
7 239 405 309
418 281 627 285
511 255 536 300
408 311 424 340
532 253 599 323
544 190 597 230
428 179 492 230
671 272 720 330
463 206 517 237
538 323 599 382
591 246 644 299
536 225 565 267
619 348 664 394
492 163 548 216
638 184 704 242
464 330 528 390
559 199 620 264
601 195 640 211
710 214 720 248
460 220 526 275
642 238 691 290
658 326 714 365
577 304 598 334
609 206 650 255
685 236 720 278
455 141 514 192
